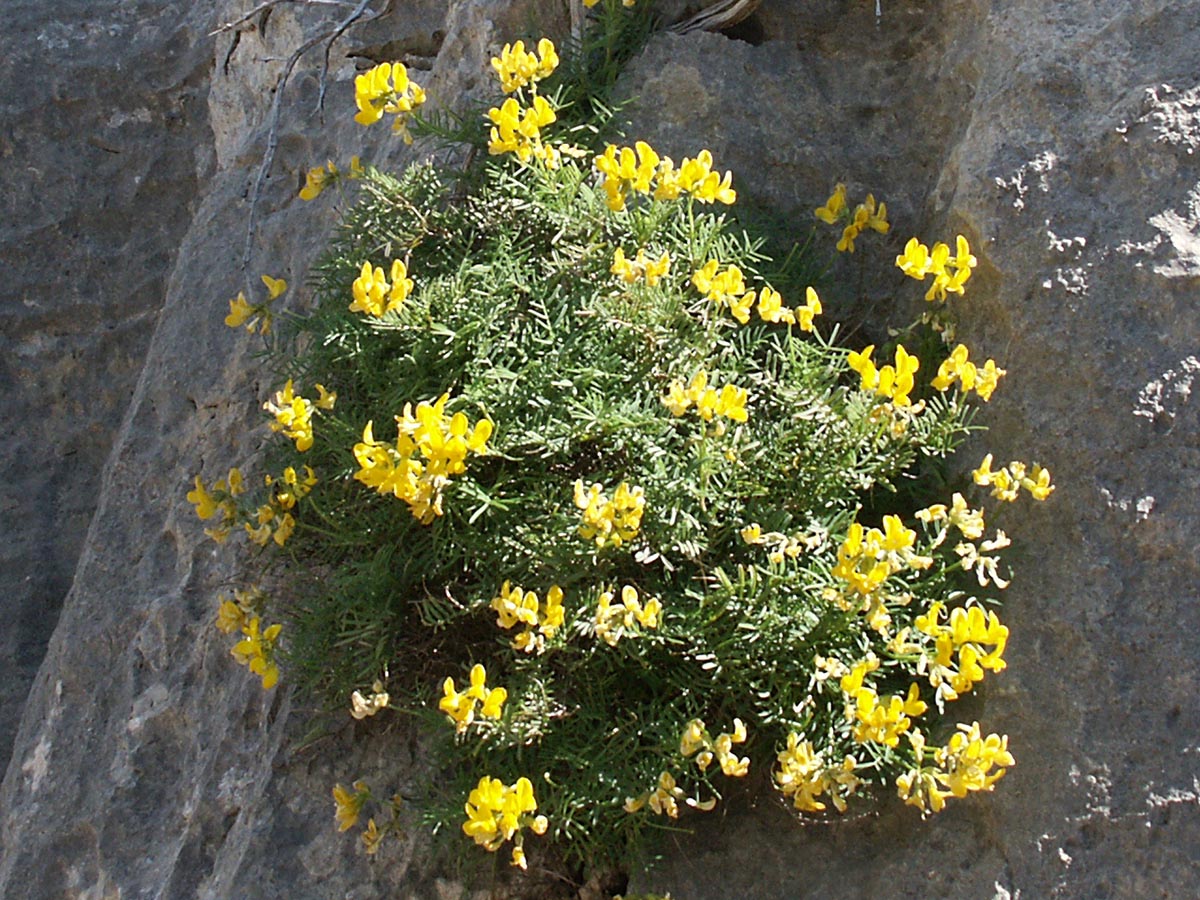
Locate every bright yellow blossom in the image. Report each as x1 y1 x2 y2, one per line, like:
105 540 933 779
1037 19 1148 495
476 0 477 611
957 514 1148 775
491 582 564 654
439 663 507 733
353 62 426 142
264 379 315 451
490 38 559 93
611 247 671 286
795 286 822 332
462 776 546 869
974 454 1054 502
898 234 977 301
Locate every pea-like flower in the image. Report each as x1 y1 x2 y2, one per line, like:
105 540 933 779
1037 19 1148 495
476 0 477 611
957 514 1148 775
462 775 548 869
439 664 507 733
353 62 426 142
490 38 559 93
573 480 645 549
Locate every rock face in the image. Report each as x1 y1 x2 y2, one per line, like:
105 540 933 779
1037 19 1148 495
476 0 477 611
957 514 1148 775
2 1 1199 899
0 0 216 769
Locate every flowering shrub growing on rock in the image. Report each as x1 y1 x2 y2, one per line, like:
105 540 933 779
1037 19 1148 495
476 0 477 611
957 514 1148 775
188 0 1052 884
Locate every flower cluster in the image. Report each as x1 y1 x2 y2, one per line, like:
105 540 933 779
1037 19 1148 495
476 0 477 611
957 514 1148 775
661 370 748 423
439 664 507 733
350 259 413 318
462 776 548 870
224 274 287 335
691 259 752 323
187 467 245 543
215 586 263 635
611 247 671 285
973 454 1054 502
491 581 565 654
832 517 930 598
839 659 927 747
594 143 735 211
774 734 860 813
594 584 661 646
247 464 317 547
895 723 1014 814
896 235 977 302
490 38 559 93
299 156 364 201
231 615 283 689
623 770 713 818
584 0 636 6
814 183 889 252
352 394 493 523
679 718 750 777
573 480 645 549
913 601 1008 704
487 94 559 165
353 62 427 142
264 379 335 452
333 781 404 855
931 343 1005 401
846 343 920 408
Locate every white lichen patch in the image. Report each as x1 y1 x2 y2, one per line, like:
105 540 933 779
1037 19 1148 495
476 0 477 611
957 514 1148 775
1099 488 1156 522
1134 354 1200 422
1138 83 1200 155
994 151 1058 211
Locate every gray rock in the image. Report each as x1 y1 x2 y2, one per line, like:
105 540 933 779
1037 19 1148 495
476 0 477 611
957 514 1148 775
3 0 1199 898
0 0 216 769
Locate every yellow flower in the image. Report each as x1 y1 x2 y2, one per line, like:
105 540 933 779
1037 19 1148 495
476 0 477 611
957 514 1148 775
896 237 933 279
574 480 645 549
230 616 282 689
187 475 219 520
215 597 247 635
847 345 878 391
876 344 920 407
491 38 559 93
462 776 544 867
264 379 315 452
332 781 370 832
353 62 426 141
594 584 662 645
756 285 794 325
1023 464 1055 500
314 383 337 410
299 161 337 200
439 664 506 732
795 286 822 332
224 292 254 329
932 722 1014 799
361 817 384 855
814 183 847 224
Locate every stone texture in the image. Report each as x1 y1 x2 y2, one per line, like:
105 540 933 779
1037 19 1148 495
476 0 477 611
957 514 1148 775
3 0 1200 898
0 0 216 768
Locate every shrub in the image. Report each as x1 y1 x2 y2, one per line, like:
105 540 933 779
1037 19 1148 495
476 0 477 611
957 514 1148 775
190 0 1052 886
